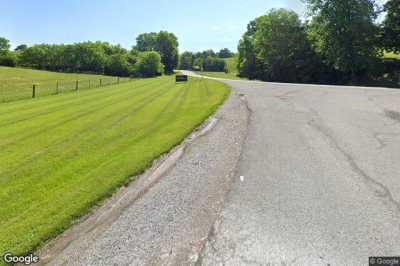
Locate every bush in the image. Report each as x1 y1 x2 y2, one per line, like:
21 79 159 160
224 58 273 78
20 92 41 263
135 51 164 77
0 52 17 67
105 54 132 76
202 56 226 72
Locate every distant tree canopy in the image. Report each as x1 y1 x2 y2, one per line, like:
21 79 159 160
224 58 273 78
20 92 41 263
217 48 234 58
179 51 194 70
382 0 400 53
0 37 11 54
0 31 180 77
14 44 28 52
0 37 17 67
135 31 179 73
237 2 398 85
179 49 226 71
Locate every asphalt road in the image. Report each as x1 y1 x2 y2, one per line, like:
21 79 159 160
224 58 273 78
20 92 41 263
43 71 400 266
190 74 400 266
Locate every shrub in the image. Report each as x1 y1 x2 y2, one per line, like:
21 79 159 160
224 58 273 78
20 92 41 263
135 51 164 77
0 52 17 67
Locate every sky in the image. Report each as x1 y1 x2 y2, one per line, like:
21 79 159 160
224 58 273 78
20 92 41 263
1 0 307 52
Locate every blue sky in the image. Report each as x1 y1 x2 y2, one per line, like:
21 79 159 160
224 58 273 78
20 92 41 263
1 0 306 52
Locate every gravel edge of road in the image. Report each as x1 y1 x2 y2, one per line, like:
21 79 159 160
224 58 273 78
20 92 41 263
37 83 250 266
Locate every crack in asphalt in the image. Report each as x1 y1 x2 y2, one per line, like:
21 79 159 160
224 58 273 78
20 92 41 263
308 108 400 215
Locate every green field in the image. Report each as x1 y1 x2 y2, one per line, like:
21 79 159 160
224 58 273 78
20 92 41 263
0 73 229 261
223 56 238 73
196 71 244 80
195 56 247 80
384 51 400 60
0 66 130 102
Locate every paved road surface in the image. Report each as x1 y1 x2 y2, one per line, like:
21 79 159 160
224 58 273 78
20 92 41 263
44 71 400 265
186 72 400 266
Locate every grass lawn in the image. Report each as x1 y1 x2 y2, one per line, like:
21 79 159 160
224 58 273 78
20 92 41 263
196 71 245 80
195 57 247 80
384 51 400 60
0 66 130 102
223 57 238 73
0 74 229 262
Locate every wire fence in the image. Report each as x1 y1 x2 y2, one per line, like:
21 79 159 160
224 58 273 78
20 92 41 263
0 76 133 103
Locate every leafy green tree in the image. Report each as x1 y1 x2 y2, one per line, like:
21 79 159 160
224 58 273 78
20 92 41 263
202 56 226 71
135 51 164 77
19 45 50 69
382 0 400 53
179 51 194 70
135 31 179 73
14 44 28 52
0 37 10 55
135 33 158 51
0 52 17 67
193 57 203 70
237 20 258 79
217 48 234 58
155 31 179 73
254 9 321 82
306 0 380 80
0 37 17 67
105 53 132 76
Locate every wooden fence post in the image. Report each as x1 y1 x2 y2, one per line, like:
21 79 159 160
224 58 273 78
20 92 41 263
32 84 36 98
75 80 79 91
56 81 59 94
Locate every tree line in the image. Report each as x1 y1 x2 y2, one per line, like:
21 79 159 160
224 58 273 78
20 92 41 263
0 31 179 77
179 48 234 72
237 0 400 85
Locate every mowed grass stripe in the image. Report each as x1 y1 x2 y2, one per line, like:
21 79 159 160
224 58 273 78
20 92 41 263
1 84 187 253
0 82 177 177
0 78 163 127
0 79 175 148
0 83 186 225
0 80 182 181
0 75 229 259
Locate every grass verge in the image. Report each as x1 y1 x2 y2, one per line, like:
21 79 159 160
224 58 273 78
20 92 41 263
0 75 230 264
195 71 245 80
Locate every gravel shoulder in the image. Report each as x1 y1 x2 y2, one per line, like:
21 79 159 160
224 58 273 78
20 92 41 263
39 86 249 266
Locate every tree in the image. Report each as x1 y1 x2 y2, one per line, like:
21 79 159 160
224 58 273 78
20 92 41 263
254 9 322 82
0 52 17 67
202 56 226 71
0 37 10 55
306 0 380 81
0 37 17 67
135 33 158 52
382 0 400 53
135 51 164 77
135 31 179 73
155 31 179 73
193 57 203 70
105 54 132 76
19 45 50 69
217 48 234 58
237 20 258 79
179 51 194 70
15 44 28 52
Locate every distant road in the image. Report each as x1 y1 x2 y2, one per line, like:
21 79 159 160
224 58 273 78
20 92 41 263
183 71 400 265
